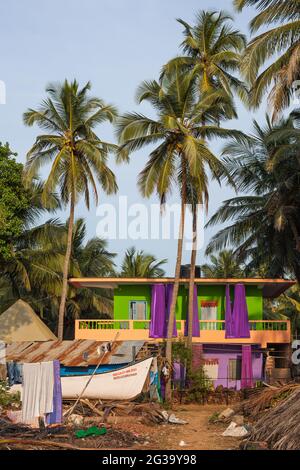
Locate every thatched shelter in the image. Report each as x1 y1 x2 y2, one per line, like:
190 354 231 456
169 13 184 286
245 385 300 450
0 300 57 343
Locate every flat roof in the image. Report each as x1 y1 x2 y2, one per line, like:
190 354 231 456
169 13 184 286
69 277 296 299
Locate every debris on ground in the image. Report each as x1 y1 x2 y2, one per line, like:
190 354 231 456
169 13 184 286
0 415 145 450
0 398 188 450
222 422 249 438
240 440 268 451
231 414 244 426
167 413 188 425
75 426 107 439
218 407 235 420
67 414 84 427
161 410 187 425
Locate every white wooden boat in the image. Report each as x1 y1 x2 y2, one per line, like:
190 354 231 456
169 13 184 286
61 357 153 400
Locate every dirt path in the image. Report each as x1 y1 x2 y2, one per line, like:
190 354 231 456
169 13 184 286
116 404 240 450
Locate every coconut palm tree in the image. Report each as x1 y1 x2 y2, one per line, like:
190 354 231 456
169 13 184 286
162 10 247 101
0 176 62 311
58 218 116 337
116 70 239 399
120 247 166 278
0 218 66 313
23 80 126 339
206 113 300 281
201 250 243 278
235 0 300 120
0 217 116 333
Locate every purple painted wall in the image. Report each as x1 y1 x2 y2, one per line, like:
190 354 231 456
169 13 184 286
202 344 263 390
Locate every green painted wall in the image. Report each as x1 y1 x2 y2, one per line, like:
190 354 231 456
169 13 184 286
114 285 151 319
113 283 263 320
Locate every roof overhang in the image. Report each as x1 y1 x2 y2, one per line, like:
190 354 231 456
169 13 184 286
69 277 296 299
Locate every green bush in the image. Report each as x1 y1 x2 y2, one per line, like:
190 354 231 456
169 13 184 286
0 380 21 408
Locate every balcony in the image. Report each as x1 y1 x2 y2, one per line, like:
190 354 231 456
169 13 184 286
75 319 291 347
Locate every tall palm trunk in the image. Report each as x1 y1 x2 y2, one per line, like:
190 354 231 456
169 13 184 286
57 195 75 340
187 206 197 350
165 156 187 402
290 220 300 252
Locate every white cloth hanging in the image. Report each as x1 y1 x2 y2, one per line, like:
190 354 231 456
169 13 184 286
0 341 5 364
21 361 54 425
39 361 54 415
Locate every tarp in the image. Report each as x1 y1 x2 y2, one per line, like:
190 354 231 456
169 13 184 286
0 300 57 343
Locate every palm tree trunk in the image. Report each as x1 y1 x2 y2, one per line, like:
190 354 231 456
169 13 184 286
290 220 300 252
57 195 75 340
165 156 187 402
187 206 197 350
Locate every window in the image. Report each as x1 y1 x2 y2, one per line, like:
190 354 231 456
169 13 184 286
200 301 218 320
228 358 242 380
201 301 218 329
129 301 147 320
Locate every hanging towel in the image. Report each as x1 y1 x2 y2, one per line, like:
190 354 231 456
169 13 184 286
22 361 54 425
39 361 54 416
0 342 6 381
22 363 42 425
0 341 5 364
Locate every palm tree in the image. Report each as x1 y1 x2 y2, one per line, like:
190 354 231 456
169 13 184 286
59 219 116 337
201 250 243 278
162 11 246 350
0 217 117 334
120 247 166 277
206 113 300 281
162 10 247 101
116 70 239 399
0 178 62 312
23 80 126 339
235 0 300 120
184 170 209 350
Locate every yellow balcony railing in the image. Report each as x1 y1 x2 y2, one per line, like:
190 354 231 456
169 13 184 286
75 319 291 347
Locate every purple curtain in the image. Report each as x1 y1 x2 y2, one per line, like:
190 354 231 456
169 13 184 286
225 284 234 338
184 285 200 337
232 284 250 338
241 345 253 389
149 284 166 338
46 360 62 425
165 284 177 337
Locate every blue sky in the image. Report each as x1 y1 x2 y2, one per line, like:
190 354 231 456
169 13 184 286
0 0 264 274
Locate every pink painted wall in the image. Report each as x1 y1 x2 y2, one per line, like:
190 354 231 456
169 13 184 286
202 344 263 390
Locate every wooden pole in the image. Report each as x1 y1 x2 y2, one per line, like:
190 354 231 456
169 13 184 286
64 332 120 417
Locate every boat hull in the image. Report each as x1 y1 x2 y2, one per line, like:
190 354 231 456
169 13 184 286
61 357 153 400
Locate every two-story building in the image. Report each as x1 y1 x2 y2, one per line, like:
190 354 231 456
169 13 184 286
70 277 294 389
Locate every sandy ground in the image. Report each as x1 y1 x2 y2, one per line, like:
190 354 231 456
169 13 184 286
114 404 240 450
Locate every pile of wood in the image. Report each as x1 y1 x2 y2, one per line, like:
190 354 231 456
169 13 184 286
64 399 167 425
